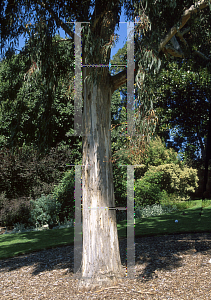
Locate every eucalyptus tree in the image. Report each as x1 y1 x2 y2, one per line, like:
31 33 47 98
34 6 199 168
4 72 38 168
1 0 211 290
0 34 77 156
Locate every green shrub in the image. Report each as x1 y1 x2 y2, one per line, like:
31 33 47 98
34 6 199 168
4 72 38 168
144 136 181 167
0 143 73 202
172 200 191 211
0 142 77 227
51 169 75 223
29 194 61 228
202 199 211 208
135 178 163 207
111 136 183 208
134 163 199 206
178 166 199 197
0 196 32 227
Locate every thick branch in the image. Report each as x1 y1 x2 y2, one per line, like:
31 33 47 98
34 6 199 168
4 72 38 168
38 1 74 39
176 27 190 47
111 60 139 93
193 50 210 60
111 69 127 93
158 0 208 53
165 35 184 57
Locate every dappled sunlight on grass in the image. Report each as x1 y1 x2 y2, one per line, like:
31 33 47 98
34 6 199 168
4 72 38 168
117 199 211 239
0 227 74 260
0 199 211 260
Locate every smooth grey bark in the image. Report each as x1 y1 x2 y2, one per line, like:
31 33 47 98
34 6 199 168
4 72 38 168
78 67 125 289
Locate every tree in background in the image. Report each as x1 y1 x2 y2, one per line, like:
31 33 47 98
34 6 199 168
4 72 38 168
153 61 211 165
0 34 82 158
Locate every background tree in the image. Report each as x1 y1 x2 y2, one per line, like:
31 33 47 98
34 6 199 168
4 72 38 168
153 62 211 165
0 34 79 156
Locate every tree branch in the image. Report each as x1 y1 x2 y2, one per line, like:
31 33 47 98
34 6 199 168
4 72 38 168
37 1 74 39
91 10 108 32
158 0 208 53
193 50 210 60
52 38 73 45
176 27 190 47
197 131 206 160
165 35 184 58
111 60 139 93
54 38 73 42
111 69 127 93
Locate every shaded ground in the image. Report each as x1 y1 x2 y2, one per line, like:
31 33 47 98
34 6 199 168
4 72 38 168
1 232 211 299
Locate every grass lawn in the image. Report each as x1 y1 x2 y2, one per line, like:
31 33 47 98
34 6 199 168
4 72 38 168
0 199 211 260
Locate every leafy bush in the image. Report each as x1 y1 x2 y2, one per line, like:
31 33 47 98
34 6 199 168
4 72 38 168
0 143 73 201
202 199 211 208
0 145 35 199
51 169 75 223
172 200 192 211
144 136 181 167
135 178 163 207
111 136 183 208
57 216 74 229
0 142 77 227
178 166 199 197
0 196 32 227
134 163 199 206
29 194 61 228
12 222 30 233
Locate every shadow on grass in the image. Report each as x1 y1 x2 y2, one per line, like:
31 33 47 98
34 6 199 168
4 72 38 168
0 227 75 258
117 205 211 279
0 205 211 280
0 227 76 276
117 205 211 239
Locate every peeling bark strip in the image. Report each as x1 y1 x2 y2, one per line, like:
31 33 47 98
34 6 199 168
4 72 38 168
158 0 209 53
80 67 125 286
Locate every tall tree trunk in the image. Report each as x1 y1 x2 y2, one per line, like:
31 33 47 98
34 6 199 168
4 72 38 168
78 67 125 289
202 100 211 200
197 131 205 160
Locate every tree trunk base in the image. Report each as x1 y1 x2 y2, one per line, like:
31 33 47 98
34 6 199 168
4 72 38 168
76 271 125 292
